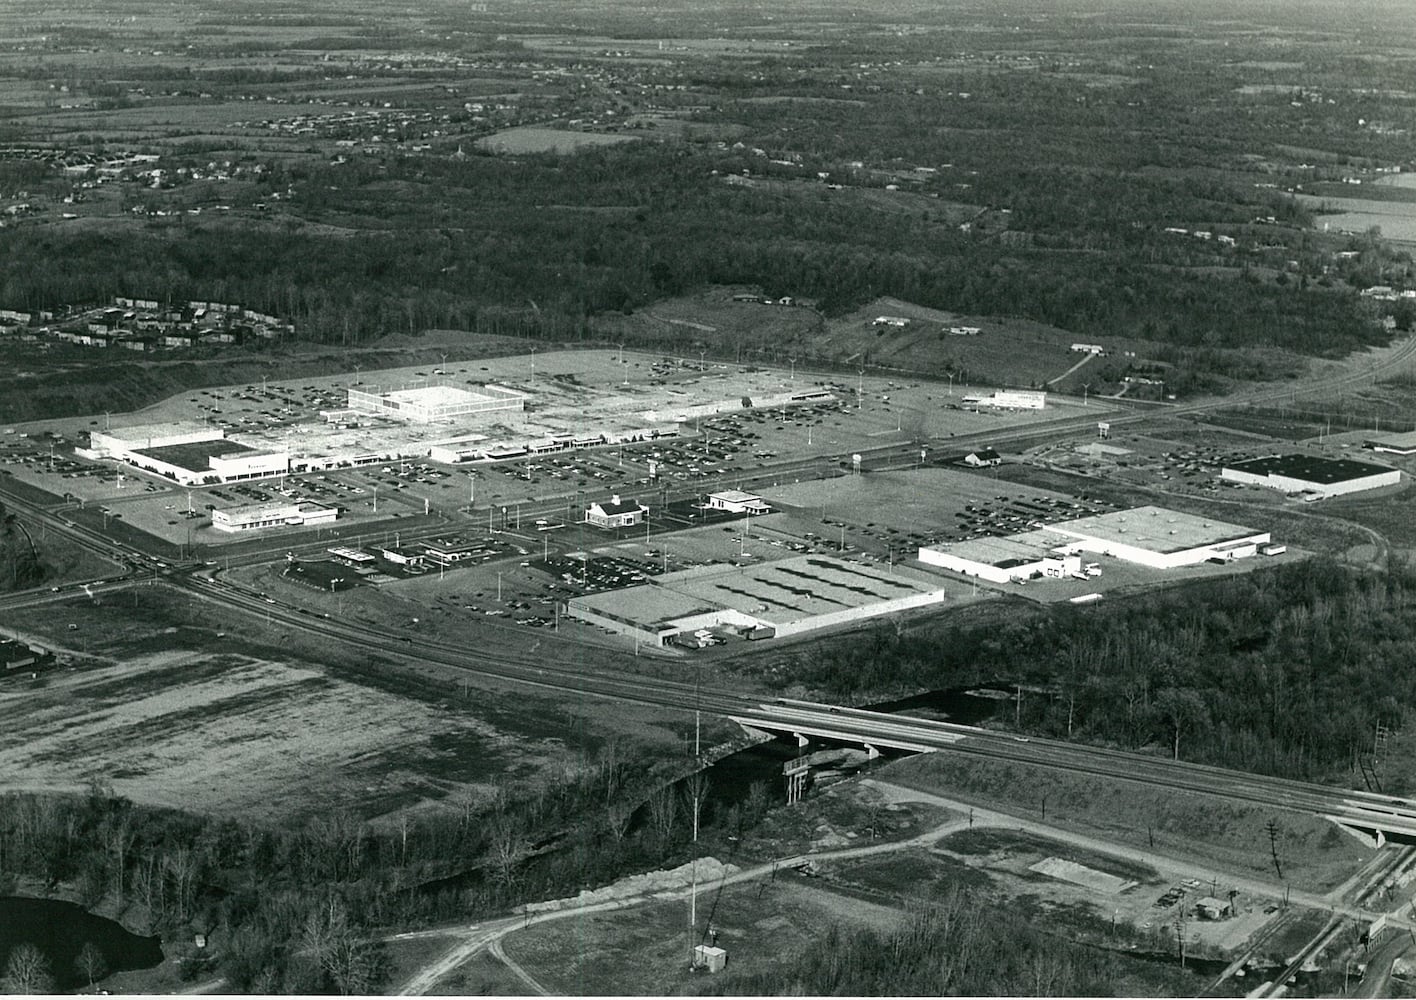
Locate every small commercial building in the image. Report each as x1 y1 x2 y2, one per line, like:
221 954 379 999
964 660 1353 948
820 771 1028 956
0 638 48 673
1220 455 1400 499
418 538 495 566
963 449 1002 468
919 531 1080 584
586 495 646 529
211 500 337 533
960 390 1046 410
378 546 426 567
706 490 771 515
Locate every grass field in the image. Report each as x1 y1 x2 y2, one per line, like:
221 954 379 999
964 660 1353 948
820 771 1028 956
475 127 641 155
879 754 1373 893
498 879 902 996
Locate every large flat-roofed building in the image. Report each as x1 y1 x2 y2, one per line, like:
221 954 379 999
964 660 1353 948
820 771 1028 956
1220 454 1400 499
212 500 337 532
567 554 947 646
85 423 290 485
1042 506 1270 569
347 383 525 424
89 423 222 455
919 530 1080 583
921 506 1272 579
1364 431 1416 457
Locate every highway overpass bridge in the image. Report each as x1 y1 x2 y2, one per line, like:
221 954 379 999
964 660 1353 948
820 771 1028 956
733 699 1416 847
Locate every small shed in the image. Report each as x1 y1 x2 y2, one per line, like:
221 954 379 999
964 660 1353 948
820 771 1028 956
693 945 728 973
1195 896 1232 920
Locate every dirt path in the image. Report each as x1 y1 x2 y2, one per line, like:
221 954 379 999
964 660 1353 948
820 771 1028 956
1045 351 1096 387
490 936 551 995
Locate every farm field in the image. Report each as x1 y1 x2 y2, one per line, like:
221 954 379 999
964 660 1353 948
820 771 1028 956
1297 193 1416 244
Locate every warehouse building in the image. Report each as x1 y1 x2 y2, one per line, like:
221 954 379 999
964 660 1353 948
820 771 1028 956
567 555 947 646
1364 431 1416 457
1220 455 1400 499
347 383 526 424
1042 506 1270 569
211 500 337 533
920 506 1271 579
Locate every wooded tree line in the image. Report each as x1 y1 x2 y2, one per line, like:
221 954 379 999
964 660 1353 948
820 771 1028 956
710 887 1195 997
0 501 43 591
0 744 765 993
769 558 1416 786
0 119 1390 365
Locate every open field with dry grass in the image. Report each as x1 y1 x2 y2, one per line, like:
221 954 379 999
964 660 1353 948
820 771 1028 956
881 754 1373 893
0 586 700 824
0 648 576 822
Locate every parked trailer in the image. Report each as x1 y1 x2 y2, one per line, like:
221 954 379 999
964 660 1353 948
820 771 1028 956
1069 593 1103 604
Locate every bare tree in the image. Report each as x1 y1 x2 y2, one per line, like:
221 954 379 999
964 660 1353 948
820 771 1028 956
604 802 633 846
132 852 164 929
74 942 108 989
103 817 134 912
486 812 528 888
1155 688 1209 761
647 786 678 853
163 846 199 923
303 895 381 995
3 943 54 994
744 780 772 824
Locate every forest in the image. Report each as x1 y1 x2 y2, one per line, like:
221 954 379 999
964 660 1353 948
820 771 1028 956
0 749 766 993
760 557 1416 789
0 141 1386 368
